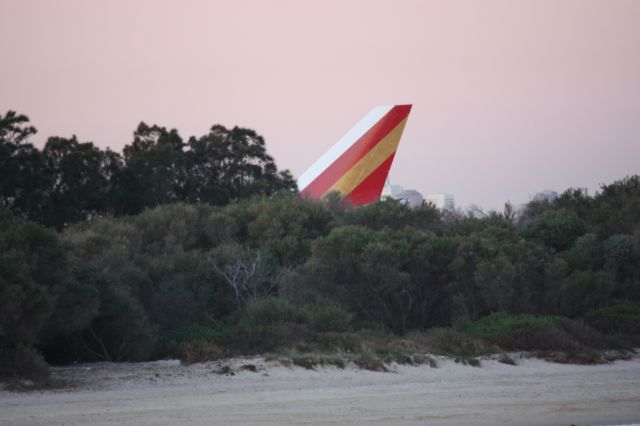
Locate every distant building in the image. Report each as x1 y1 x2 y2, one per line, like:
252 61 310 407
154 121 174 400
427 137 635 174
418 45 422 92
390 184 404 197
425 193 455 211
381 179 394 199
396 190 424 208
463 204 485 218
533 190 559 203
381 179 425 207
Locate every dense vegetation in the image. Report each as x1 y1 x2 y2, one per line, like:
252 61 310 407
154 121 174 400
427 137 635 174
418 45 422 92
1 110 639 383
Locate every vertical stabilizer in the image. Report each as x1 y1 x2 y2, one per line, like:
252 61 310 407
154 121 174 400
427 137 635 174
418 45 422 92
298 104 412 205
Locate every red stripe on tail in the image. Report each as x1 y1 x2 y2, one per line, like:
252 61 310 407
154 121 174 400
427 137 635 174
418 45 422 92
301 105 411 199
345 153 396 206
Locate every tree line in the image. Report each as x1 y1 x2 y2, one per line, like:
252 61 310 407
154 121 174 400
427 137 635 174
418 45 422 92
1 110 639 382
0 110 296 230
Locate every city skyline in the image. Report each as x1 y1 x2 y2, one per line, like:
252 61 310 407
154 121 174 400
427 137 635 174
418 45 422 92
1 0 639 209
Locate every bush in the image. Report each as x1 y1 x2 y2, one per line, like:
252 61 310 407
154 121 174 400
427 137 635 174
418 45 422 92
583 303 640 335
413 328 495 356
179 342 225 365
317 332 363 352
0 344 50 385
463 312 558 349
156 325 224 358
463 312 624 352
240 298 309 327
354 351 387 372
559 270 615 317
226 323 312 355
291 354 346 370
304 300 353 333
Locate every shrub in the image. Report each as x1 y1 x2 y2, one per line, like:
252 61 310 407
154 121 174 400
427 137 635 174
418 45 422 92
559 270 615 317
226 323 312 354
413 328 495 356
355 351 387 372
0 344 50 385
353 321 392 335
156 324 224 358
383 353 414 365
463 312 625 352
463 312 559 350
583 303 640 335
291 354 346 370
317 332 363 352
304 300 353 333
240 298 309 327
179 342 225 364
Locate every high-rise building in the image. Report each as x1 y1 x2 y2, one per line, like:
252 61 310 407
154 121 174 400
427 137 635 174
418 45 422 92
381 179 425 207
425 193 455 211
533 190 559 203
396 189 424 207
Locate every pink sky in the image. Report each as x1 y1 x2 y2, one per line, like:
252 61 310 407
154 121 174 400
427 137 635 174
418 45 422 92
1 0 639 209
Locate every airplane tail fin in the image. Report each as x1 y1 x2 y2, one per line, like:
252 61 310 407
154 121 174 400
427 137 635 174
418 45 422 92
298 104 412 205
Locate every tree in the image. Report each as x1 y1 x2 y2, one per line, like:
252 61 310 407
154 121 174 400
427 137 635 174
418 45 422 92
340 198 441 231
0 111 48 221
184 125 296 205
521 208 586 252
116 123 185 215
300 226 457 333
211 246 279 308
559 270 615 317
590 176 640 236
503 201 516 223
41 136 122 229
0 209 82 347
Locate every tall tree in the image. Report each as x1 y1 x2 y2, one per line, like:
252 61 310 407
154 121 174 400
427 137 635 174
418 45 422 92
117 123 186 215
184 125 296 205
0 111 48 221
41 136 121 229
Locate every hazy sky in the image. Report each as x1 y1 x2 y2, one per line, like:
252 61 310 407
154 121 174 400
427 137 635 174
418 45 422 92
2 0 639 209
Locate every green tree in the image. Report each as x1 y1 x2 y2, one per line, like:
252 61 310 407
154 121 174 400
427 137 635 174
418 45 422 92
298 226 457 333
0 111 48 222
41 136 121 229
184 125 296 205
559 270 615 317
590 176 640 236
340 198 441 231
0 209 66 346
116 123 185 215
522 208 586 252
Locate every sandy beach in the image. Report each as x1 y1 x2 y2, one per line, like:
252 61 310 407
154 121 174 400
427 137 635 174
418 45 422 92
1 355 639 426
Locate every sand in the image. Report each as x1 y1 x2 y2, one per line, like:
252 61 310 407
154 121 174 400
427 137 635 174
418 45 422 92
1 355 639 426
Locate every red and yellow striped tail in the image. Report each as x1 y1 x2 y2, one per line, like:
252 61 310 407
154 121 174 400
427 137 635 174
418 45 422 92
298 104 412 205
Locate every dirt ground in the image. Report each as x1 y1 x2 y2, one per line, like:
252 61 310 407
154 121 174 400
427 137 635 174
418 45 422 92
1 355 639 426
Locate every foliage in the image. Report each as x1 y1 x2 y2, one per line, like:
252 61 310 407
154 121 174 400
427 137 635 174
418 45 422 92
559 270 615 317
1 111 296 228
304 300 354 333
463 312 559 349
157 324 225 358
0 344 50 385
340 198 441 231
462 312 623 352
239 298 309 327
522 209 586 252
583 303 640 335
317 332 363 352
3 107 640 378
